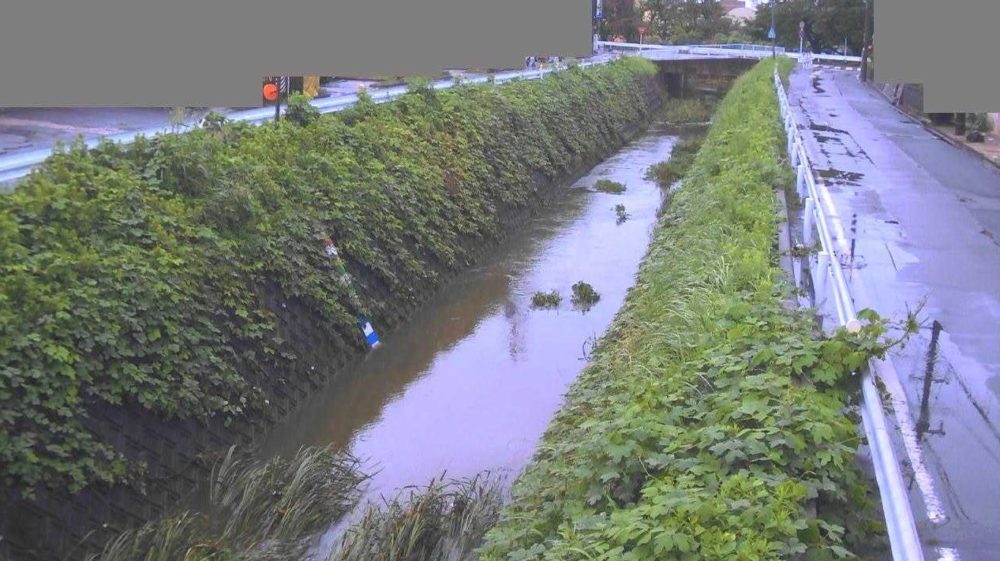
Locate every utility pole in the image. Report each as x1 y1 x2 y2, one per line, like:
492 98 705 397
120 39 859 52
860 0 871 82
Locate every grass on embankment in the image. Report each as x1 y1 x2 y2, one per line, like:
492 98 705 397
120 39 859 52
477 58 901 561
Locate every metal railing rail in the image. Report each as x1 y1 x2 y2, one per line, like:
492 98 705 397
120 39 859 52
773 67 925 561
0 57 614 187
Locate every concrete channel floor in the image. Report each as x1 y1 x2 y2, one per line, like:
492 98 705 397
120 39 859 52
788 64 1000 561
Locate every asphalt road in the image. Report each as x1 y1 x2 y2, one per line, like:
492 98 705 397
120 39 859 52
790 64 1000 561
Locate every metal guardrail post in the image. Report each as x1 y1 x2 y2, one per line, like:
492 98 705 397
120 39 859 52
796 161 806 198
772 67 926 561
815 250 829 300
803 198 815 246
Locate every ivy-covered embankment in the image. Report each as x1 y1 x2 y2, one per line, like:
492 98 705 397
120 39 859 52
0 57 662 504
477 59 895 561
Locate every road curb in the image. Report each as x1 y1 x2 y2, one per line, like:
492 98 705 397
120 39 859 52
865 80 1000 172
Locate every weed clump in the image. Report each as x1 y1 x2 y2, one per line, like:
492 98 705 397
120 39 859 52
329 473 506 561
661 97 716 124
86 446 368 561
646 134 705 188
594 179 626 193
531 290 562 309
614 204 629 224
570 281 601 311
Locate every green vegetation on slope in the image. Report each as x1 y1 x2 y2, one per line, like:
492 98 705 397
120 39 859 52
477 58 898 561
0 57 659 498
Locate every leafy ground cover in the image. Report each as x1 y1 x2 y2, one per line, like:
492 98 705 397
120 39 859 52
0 57 660 499
476 58 902 561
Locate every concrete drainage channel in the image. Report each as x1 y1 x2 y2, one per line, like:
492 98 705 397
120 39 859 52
774 68 926 561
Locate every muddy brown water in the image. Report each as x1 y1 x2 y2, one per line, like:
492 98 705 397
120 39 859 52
259 124 688 549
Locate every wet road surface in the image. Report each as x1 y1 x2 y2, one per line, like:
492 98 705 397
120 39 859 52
789 65 1000 561
259 126 682 550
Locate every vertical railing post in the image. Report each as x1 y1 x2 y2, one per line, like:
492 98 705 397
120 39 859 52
803 197 815 246
815 250 830 305
797 162 806 198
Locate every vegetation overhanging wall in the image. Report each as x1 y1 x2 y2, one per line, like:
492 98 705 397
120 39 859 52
0 58 664 560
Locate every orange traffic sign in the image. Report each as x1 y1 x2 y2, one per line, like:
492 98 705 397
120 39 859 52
263 82 279 101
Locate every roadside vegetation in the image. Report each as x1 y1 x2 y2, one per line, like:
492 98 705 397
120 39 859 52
0 57 660 499
476 58 905 561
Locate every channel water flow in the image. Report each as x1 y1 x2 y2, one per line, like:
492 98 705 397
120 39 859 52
257 124 692 557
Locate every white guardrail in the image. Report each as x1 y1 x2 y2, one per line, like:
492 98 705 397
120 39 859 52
0 58 611 187
773 68 925 561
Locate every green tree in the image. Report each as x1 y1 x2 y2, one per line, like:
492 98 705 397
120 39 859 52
747 0 872 54
641 0 737 45
598 0 643 42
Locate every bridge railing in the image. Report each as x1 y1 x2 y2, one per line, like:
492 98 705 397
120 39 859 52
773 67 925 561
597 41 860 65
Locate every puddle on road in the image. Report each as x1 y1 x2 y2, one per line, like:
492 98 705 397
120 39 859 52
260 125 684 509
811 76 826 94
817 168 865 186
810 122 849 134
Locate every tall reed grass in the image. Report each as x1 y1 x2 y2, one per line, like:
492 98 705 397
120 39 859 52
86 446 368 561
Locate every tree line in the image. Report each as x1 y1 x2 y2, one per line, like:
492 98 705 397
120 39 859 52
596 0 873 55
